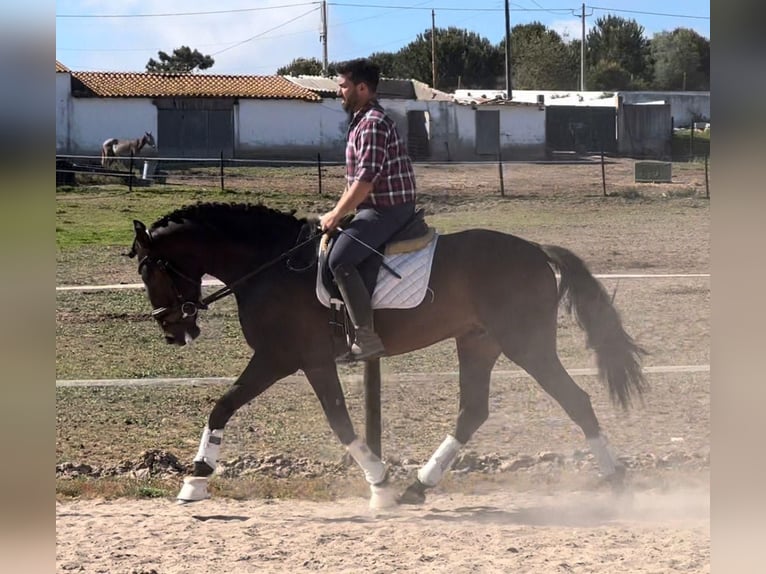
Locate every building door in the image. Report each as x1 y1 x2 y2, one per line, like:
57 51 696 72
406 110 430 161
475 110 499 156
155 98 235 159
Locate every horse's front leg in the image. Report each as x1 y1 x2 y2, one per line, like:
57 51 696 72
303 364 397 509
176 353 296 503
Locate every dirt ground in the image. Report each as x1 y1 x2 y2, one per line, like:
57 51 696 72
56 158 710 573
56 484 709 573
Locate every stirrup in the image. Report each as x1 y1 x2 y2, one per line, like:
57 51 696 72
334 346 385 364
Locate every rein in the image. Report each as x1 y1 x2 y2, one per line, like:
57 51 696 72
199 229 322 307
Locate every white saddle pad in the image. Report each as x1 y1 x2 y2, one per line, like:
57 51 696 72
316 233 439 310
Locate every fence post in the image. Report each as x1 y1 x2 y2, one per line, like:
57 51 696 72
689 125 695 162
364 359 382 458
601 147 607 197
705 153 709 199
129 151 134 192
220 151 225 191
317 152 323 195
497 148 505 197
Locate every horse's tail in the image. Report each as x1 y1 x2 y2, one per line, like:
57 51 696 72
540 244 647 409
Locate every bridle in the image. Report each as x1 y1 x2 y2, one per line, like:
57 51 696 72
135 225 322 326
137 255 208 323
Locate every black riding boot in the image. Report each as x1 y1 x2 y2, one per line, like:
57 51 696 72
333 264 386 363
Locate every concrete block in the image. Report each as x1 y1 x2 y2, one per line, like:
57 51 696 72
635 160 672 183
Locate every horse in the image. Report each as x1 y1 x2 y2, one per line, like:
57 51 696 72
101 132 156 167
127 202 646 508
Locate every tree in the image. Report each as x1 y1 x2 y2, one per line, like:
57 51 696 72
396 27 502 91
650 28 709 90
499 22 578 90
146 46 214 73
367 52 401 78
586 15 651 89
276 57 332 76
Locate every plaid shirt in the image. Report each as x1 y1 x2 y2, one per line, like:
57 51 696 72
346 101 416 208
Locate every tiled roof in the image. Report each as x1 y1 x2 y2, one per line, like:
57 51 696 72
70 71 321 101
56 60 70 73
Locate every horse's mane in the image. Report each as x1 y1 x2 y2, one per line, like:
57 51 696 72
150 202 308 245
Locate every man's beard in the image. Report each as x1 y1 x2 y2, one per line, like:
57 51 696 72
341 96 353 112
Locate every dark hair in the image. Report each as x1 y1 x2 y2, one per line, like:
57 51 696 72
336 58 380 93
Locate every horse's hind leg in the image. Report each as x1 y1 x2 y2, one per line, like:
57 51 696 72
504 339 625 488
177 353 296 503
399 331 501 504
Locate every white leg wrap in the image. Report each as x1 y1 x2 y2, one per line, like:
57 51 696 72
193 426 224 470
587 433 619 476
346 438 387 485
417 435 463 487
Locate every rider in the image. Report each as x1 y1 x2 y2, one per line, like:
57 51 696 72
320 58 417 362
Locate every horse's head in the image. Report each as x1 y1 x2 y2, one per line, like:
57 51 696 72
144 132 156 148
128 220 204 346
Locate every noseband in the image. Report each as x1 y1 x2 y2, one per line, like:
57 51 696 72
138 256 208 322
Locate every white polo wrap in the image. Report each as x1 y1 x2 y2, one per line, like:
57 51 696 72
417 435 463 487
193 426 224 470
587 433 618 476
347 438 387 485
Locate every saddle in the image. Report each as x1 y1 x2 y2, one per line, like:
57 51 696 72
316 209 437 360
318 208 434 300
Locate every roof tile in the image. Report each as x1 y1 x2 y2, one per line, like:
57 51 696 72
70 71 321 101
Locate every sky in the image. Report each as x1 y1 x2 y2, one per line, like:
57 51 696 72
55 1 710 75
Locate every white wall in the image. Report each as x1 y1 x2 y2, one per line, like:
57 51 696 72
501 106 546 146
69 99 157 155
618 91 709 127
237 99 347 158
56 92 546 161
56 73 71 152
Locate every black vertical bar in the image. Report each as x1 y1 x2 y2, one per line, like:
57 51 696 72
690 124 694 162
317 152 323 195
601 146 607 196
497 148 505 197
129 151 134 192
364 359 382 459
220 151 225 191
705 153 709 199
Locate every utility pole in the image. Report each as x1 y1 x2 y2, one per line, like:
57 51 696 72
504 0 512 99
580 2 585 91
431 10 437 89
320 0 328 76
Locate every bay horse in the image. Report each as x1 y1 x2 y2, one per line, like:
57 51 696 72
101 132 156 167
127 202 646 507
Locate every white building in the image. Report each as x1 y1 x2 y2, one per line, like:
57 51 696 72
55 62 548 163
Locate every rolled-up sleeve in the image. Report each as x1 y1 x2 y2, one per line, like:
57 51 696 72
354 119 388 183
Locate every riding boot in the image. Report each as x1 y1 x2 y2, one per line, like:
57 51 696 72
333 264 386 363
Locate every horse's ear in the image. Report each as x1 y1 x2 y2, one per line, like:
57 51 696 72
133 220 152 248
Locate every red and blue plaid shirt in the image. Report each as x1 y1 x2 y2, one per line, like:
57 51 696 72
346 101 417 208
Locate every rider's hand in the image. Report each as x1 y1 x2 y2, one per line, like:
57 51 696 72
320 209 343 232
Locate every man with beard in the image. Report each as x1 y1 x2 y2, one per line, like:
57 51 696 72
320 58 418 362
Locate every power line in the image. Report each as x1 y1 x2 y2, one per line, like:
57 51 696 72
211 6 321 56
589 6 709 20
329 2 571 11
56 2 320 19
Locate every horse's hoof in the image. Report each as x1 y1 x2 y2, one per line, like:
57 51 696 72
176 476 210 503
369 482 397 509
603 465 627 494
397 480 428 505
